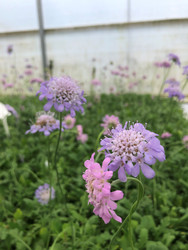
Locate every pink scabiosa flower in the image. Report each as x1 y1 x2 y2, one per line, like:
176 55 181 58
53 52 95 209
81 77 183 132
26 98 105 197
24 69 33 76
3 83 14 89
37 76 86 116
83 153 124 224
30 78 43 84
63 114 76 129
168 53 181 66
101 115 120 135
100 123 165 182
183 135 188 149
26 111 63 136
35 184 55 205
161 132 172 139
91 79 102 86
76 125 88 143
5 104 19 119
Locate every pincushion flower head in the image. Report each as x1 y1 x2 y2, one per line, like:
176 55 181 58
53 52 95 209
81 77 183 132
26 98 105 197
161 132 172 139
168 53 181 66
5 104 19 119
164 84 185 100
63 114 76 129
83 153 124 224
37 76 86 117
35 184 55 205
101 115 120 135
26 111 63 136
100 122 165 182
76 125 88 143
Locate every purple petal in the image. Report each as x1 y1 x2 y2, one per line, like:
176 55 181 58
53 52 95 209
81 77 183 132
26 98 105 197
118 167 127 182
44 101 53 111
141 163 155 179
131 163 140 177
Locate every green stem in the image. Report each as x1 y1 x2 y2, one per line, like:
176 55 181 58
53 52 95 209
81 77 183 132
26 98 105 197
95 129 105 151
182 78 188 91
53 112 75 249
108 177 144 249
158 67 171 96
53 113 63 196
9 232 32 250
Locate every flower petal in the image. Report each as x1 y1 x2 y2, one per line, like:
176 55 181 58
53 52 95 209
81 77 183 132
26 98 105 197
141 163 155 179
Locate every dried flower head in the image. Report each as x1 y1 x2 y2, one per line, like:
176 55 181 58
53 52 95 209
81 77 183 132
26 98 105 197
37 76 86 116
35 184 55 205
83 153 124 224
100 122 165 182
26 111 62 136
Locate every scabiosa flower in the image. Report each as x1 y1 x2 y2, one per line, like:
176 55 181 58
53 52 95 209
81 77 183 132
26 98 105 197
161 132 172 139
26 111 63 136
83 153 124 224
91 79 102 86
168 53 181 66
182 65 188 78
183 135 188 149
35 184 55 205
165 78 180 86
24 69 33 76
5 104 19 119
30 78 43 84
100 123 165 182
63 114 76 129
37 76 86 116
101 115 120 135
164 85 185 100
76 125 88 143
3 83 14 89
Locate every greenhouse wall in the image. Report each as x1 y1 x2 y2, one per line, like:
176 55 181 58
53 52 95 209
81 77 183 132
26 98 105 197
0 0 188 95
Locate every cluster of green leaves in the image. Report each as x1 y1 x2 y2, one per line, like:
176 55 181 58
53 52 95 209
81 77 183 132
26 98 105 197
0 94 187 250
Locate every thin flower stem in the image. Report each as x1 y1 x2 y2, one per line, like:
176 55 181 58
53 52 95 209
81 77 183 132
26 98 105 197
54 113 63 196
158 67 171 96
108 177 144 250
182 78 188 91
53 112 75 249
95 129 105 151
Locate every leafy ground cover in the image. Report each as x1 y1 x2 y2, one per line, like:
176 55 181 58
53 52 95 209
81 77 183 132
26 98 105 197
0 94 188 250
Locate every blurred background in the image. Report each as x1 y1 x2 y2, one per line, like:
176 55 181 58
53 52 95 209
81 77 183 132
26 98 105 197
0 0 188 96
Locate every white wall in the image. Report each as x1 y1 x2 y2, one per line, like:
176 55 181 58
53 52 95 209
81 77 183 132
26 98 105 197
0 0 188 95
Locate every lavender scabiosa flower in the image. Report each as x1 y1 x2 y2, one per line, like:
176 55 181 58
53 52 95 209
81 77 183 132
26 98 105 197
182 66 188 78
101 115 120 135
24 70 33 76
37 76 86 117
63 114 76 129
26 111 63 136
165 78 180 86
35 184 55 205
5 104 19 119
164 85 185 100
100 123 165 182
83 153 124 224
168 53 181 66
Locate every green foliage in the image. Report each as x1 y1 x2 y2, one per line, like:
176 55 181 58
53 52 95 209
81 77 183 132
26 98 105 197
0 93 188 249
